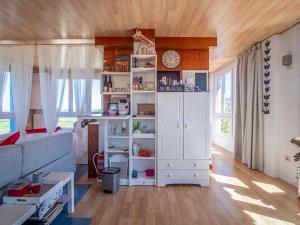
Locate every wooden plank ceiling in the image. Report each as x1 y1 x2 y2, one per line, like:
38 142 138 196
1 0 300 71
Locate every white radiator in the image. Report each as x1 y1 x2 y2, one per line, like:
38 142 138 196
33 114 45 128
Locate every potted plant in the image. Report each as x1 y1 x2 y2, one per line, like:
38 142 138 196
291 136 300 198
291 136 300 161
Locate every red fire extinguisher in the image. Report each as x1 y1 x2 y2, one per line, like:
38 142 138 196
93 152 104 182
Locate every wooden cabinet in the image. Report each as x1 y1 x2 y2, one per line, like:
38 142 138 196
88 123 99 178
157 92 210 187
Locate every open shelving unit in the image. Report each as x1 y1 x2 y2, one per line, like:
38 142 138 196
103 117 131 186
100 70 132 186
100 55 157 186
129 54 157 186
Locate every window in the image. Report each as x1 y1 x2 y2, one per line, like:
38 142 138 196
58 78 102 128
0 73 16 134
91 79 102 113
214 70 233 137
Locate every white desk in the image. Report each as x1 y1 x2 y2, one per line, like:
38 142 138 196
0 205 36 225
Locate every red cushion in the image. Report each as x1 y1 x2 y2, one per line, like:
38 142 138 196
0 132 20 146
0 127 62 146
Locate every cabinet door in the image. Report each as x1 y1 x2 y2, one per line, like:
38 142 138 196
158 93 183 159
184 93 209 159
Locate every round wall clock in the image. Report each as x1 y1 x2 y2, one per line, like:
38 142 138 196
162 50 180 68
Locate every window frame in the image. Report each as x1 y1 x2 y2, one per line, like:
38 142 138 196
0 72 16 134
214 68 234 139
59 77 102 118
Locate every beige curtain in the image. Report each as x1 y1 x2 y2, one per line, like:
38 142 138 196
234 43 264 171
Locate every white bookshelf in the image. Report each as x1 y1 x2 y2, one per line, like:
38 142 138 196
102 92 130 95
101 69 131 187
103 117 131 186
130 55 157 186
99 55 157 186
101 71 130 76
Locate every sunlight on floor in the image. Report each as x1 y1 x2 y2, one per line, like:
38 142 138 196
223 187 275 209
244 210 295 225
211 150 222 155
252 181 285 194
210 173 249 188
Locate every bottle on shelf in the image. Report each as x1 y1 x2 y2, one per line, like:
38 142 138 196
108 76 113 92
138 77 144 90
103 75 108 92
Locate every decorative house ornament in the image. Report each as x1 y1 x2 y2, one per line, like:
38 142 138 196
132 29 155 47
162 50 180 68
132 29 156 55
263 39 271 114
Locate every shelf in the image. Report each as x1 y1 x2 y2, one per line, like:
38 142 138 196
131 176 155 186
132 90 156 93
132 116 156 120
107 135 129 139
78 115 130 120
131 55 156 59
120 178 129 185
101 71 130 75
106 149 129 154
132 156 155 160
102 92 130 95
132 133 156 139
132 67 156 73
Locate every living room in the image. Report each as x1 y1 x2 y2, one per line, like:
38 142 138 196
1 1 300 225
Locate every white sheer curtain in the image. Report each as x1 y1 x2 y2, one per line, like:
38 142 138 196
0 47 10 109
69 45 103 164
69 45 103 116
38 45 68 134
10 46 34 136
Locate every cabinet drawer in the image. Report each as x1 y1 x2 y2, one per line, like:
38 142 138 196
158 170 209 180
158 159 209 170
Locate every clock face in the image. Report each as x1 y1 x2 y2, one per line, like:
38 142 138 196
162 50 180 68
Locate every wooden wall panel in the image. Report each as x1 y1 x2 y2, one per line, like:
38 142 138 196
156 37 217 49
88 123 99 178
104 47 132 66
157 49 209 71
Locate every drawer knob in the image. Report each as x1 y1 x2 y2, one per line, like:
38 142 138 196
194 173 199 178
194 163 199 167
167 174 172 178
167 163 173 167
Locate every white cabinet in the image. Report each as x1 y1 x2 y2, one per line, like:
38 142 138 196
157 93 183 159
184 93 209 159
157 92 210 187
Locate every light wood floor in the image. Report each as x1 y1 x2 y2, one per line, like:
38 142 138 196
73 146 300 225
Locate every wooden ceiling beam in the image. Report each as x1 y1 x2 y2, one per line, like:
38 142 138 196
156 37 217 49
95 37 133 48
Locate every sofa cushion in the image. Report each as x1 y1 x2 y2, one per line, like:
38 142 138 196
21 132 74 176
0 145 22 189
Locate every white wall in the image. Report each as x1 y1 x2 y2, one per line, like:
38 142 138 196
263 24 300 186
30 73 42 109
211 62 237 153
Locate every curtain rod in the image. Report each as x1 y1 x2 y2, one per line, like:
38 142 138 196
0 39 95 45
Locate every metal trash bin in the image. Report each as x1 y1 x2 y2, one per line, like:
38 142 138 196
102 167 121 193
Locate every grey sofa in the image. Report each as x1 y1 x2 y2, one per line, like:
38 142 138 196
0 132 76 202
